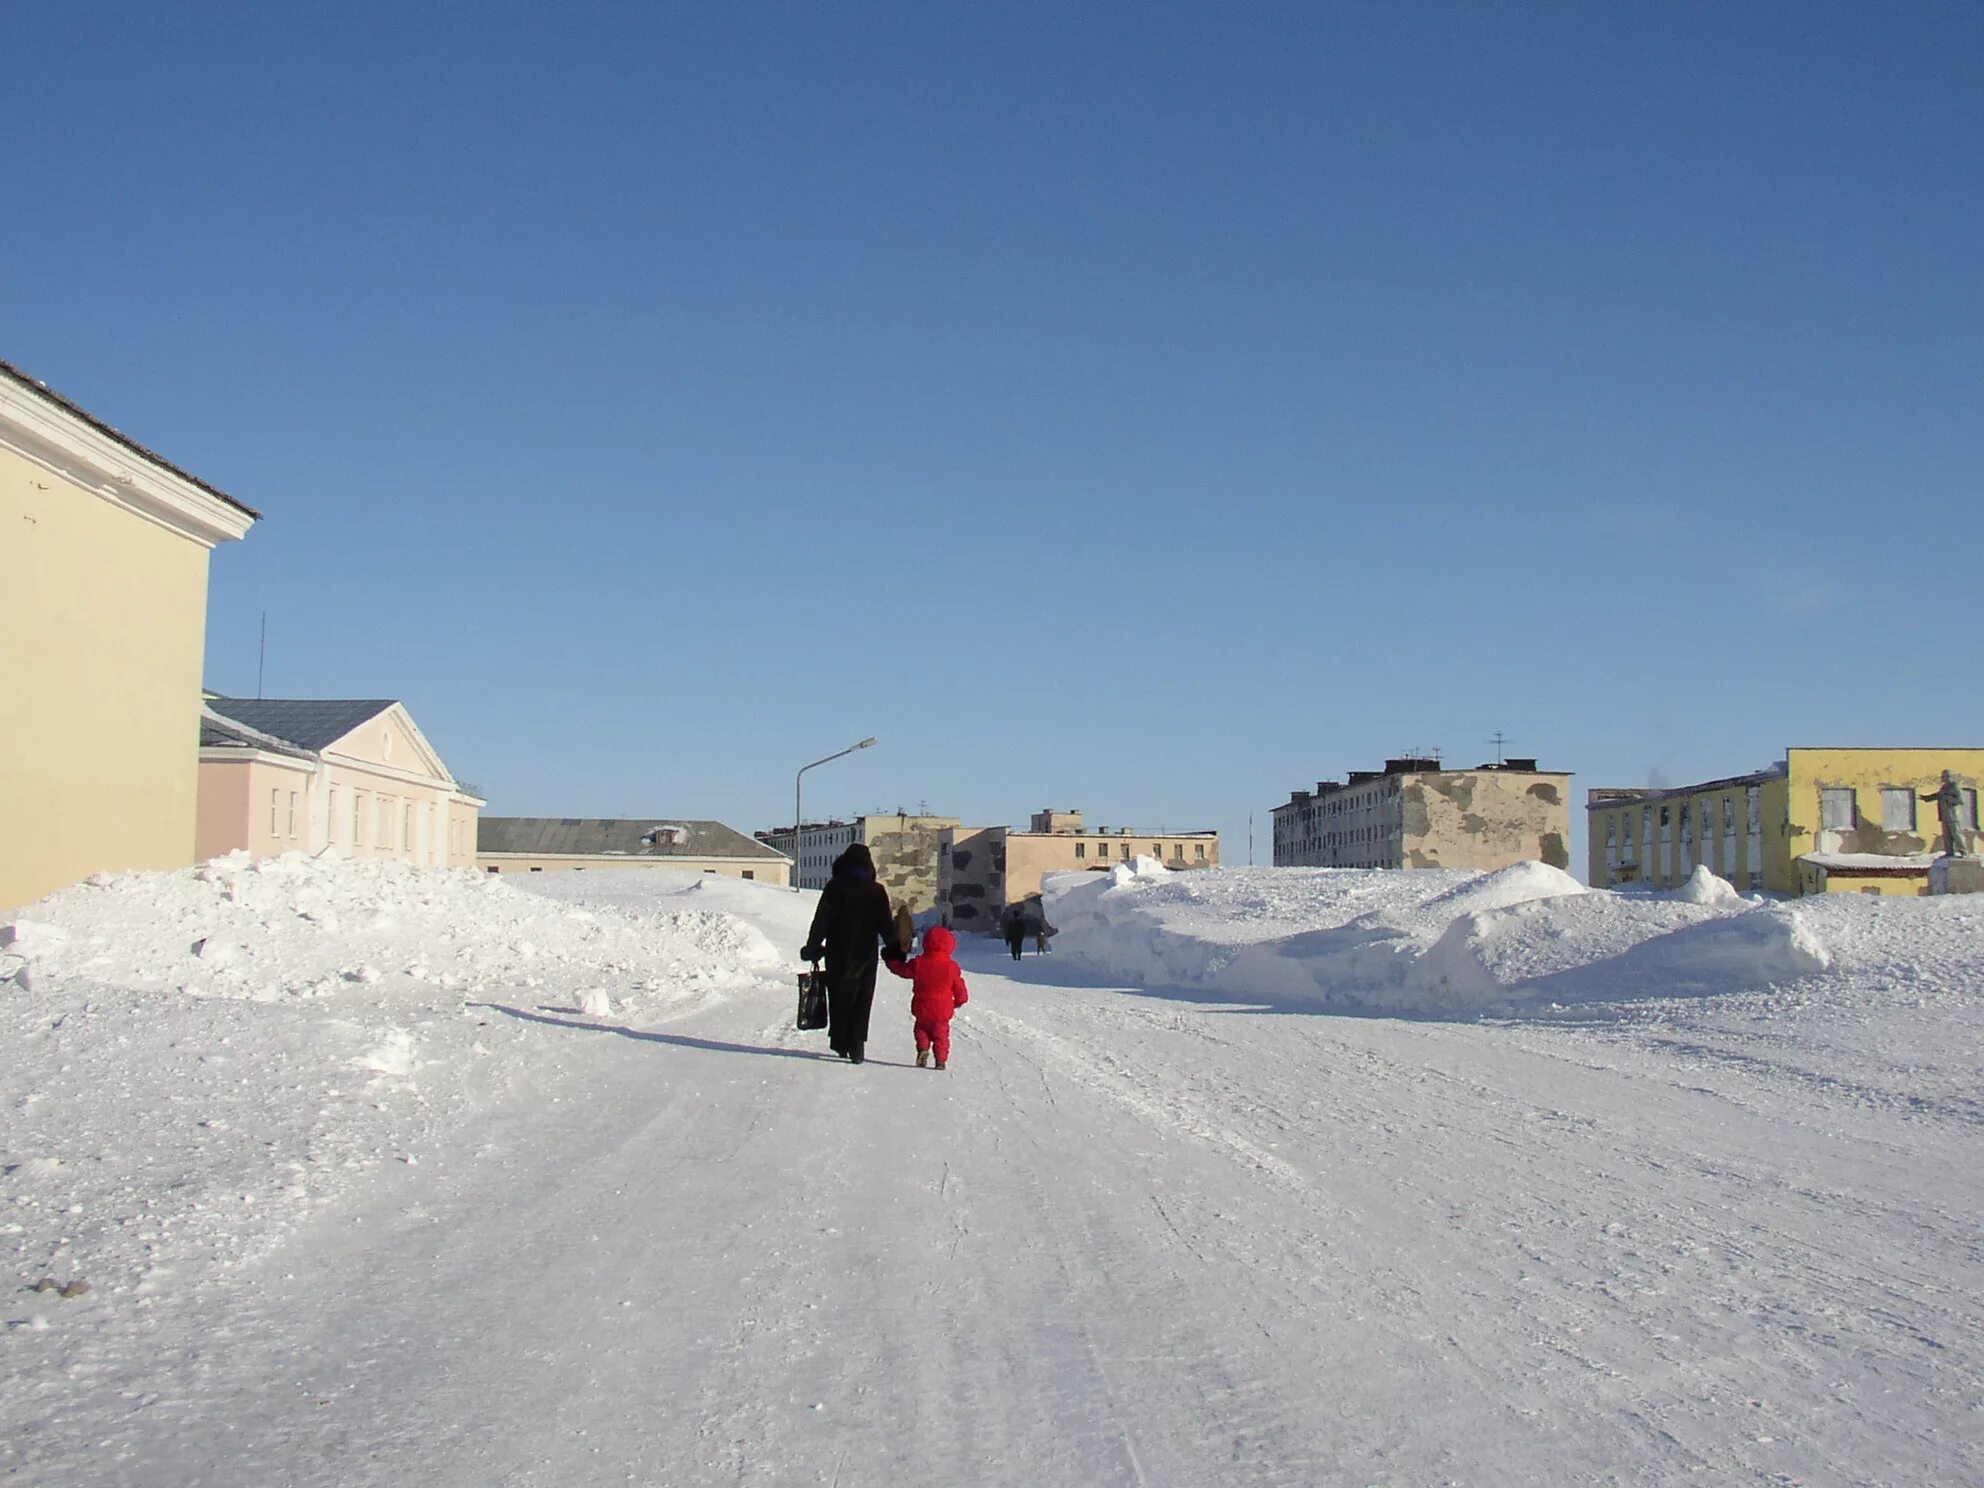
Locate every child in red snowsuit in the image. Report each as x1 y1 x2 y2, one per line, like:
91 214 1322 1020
884 925 970 1069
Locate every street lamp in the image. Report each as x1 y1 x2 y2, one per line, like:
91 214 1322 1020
794 737 878 891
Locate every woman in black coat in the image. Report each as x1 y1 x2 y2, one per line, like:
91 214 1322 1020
800 843 902 1064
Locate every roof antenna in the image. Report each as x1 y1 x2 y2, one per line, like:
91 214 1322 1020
257 611 268 699
1490 730 1507 765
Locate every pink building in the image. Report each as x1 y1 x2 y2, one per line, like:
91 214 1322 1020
196 697 483 867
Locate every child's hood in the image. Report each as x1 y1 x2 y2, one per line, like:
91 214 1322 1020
922 926 957 958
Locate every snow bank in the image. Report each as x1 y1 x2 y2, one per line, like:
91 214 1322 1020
0 857 804 1306
1043 862 1852 1016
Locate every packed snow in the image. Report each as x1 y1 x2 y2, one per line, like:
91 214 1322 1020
4 856 1980 1486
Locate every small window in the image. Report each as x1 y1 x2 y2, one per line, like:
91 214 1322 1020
1881 788 1916 832
270 789 279 835
1074 842 1086 859
1195 843 1206 859
289 792 298 838
1119 843 1130 859
329 788 339 841
486 866 499 873
1965 789 1981 831
529 866 542 872
1820 788 1857 830
742 870 755 881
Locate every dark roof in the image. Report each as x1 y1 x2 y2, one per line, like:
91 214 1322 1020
478 818 788 861
0 357 261 519
204 697 397 752
199 707 315 760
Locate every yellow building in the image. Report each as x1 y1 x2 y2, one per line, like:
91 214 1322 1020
1 359 259 911
1588 748 1983 897
479 818 791 885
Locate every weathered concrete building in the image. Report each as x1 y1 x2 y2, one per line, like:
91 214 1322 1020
1272 759 1572 872
757 813 961 911
939 809 1220 934
1588 747 1983 896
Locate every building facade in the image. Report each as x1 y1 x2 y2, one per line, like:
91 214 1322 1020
938 809 1220 934
1588 747 1983 897
480 818 790 884
197 698 484 867
1272 759 1572 872
0 360 259 910
757 813 960 909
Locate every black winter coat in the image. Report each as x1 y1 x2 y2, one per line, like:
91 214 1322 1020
802 867 902 1055
803 868 901 978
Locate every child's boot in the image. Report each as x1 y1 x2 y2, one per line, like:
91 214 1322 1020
916 1049 929 1068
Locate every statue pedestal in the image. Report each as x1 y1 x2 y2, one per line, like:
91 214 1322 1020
1929 856 1984 896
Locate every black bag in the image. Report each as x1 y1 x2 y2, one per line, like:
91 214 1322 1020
796 966 829 1031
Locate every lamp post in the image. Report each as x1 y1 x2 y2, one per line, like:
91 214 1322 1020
794 737 878 891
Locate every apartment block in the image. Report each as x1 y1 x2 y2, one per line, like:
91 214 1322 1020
1272 759 1572 872
938 808 1219 933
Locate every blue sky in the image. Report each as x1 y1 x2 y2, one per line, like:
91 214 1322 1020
7 3 1980 870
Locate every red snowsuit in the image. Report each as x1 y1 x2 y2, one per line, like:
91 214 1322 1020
884 925 969 1065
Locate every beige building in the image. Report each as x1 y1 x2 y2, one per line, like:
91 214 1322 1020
1272 758 1573 872
480 818 791 884
1 359 259 911
939 809 1220 934
1589 746 1983 897
757 812 960 910
197 697 484 866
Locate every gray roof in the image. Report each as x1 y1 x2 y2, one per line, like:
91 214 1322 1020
478 818 788 861
205 697 397 752
0 357 260 519
199 706 316 759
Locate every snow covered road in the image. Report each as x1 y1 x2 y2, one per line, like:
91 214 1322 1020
6 865 1980 1486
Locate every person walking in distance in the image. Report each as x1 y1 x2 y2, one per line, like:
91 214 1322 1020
800 844 902 1065
885 925 970 1070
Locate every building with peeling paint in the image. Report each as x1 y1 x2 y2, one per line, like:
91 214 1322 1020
1271 759 1572 873
1588 747 1983 896
938 809 1220 934
758 812 961 910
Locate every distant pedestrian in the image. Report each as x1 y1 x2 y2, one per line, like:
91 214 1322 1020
1005 917 1026 961
800 844 903 1065
885 925 970 1070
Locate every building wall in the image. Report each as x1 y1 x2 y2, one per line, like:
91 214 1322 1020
1587 748 1981 896
1 445 212 909
1589 778 1783 892
861 815 960 915
939 824 1218 931
937 827 1007 933
1403 771 1572 871
195 754 316 862
1784 748 1982 867
478 854 789 885
1797 863 1928 897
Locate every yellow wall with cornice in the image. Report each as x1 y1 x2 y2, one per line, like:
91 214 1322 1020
1 445 212 909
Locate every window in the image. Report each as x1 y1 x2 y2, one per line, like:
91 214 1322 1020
1195 843 1206 859
329 788 339 841
742 870 754 881
1173 844 1184 859
1605 818 1617 847
1119 844 1129 859
1820 788 1857 830
353 793 365 844
378 798 392 848
270 789 279 835
288 792 298 838
486 866 499 873
405 804 415 855
1723 797 1736 837
1074 842 1086 860
1966 789 1981 831
1881 788 1916 832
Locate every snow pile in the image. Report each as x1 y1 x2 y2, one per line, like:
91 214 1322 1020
0 857 802 1303
1043 862 1853 1015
